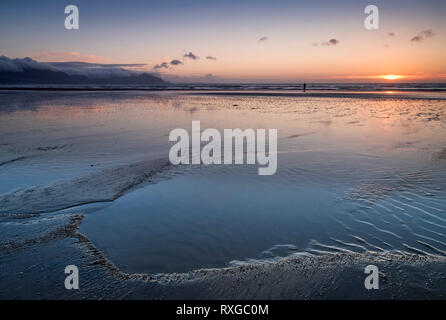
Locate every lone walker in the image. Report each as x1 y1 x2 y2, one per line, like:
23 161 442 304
303 83 306 93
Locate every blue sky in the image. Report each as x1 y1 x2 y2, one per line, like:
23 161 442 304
1 0 445 81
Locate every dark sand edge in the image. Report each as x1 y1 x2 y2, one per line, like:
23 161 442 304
0 158 173 216
68 220 446 299
1 212 446 299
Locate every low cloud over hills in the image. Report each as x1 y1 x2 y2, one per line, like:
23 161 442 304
0 56 166 85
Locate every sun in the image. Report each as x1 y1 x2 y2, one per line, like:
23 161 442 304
381 75 403 80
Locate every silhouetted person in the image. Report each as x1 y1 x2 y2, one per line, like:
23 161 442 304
303 83 306 92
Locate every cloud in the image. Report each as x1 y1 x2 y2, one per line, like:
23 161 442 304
258 36 268 42
206 56 217 61
170 59 183 66
49 62 143 77
411 35 424 42
183 52 199 60
312 39 340 47
50 61 146 69
0 56 58 72
419 29 435 38
388 32 395 37
0 56 154 78
321 39 340 46
153 62 169 69
411 29 435 42
155 53 203 70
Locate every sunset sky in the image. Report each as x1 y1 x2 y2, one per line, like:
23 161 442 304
1 0 445 82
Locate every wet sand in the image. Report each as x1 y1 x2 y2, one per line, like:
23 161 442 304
1 214 446 299
1 89 445 299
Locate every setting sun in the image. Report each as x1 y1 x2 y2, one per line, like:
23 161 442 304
382 75 403 80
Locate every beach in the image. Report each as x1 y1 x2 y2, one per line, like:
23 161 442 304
1 88 446 299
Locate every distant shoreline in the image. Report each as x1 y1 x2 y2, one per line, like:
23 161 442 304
1 87 445 101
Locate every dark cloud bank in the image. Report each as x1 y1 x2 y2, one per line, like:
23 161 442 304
0 56 166 85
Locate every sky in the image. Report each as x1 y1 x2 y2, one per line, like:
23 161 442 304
0 0 445 82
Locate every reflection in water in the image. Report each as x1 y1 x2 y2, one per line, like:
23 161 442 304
0 90 445 273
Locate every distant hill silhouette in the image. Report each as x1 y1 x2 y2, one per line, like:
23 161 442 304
0 68 167 85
